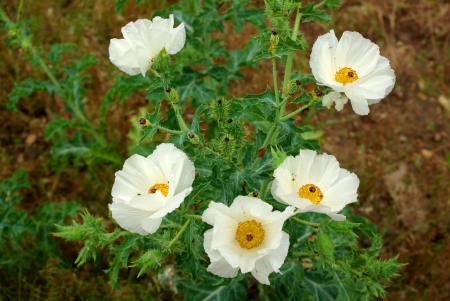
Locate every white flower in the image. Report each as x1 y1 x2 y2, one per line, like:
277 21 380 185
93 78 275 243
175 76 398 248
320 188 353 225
310 30 395 115
322 91 348 111
202 196 295 285
109 143 195 235
109 14 186 76
271 150 359 221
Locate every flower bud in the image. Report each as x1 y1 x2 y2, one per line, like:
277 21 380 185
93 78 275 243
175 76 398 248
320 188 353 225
139 118 151 127
209 98 230 121
287 79 303 95
252 191 259 198
165 87 179 104
223 118 247 147
269 30 280 56
315 90 323 97
152 48 171 72
188 132 200 145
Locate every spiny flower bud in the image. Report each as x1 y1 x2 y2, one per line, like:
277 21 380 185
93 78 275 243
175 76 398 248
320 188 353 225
188 132 200 145
139 118 151 127
215 135 236 157
152 48 171 72
287 79 303 95
315 90 323 97
223 118 247 147
209 98 230 121
165 87 179 104
269 30 280 56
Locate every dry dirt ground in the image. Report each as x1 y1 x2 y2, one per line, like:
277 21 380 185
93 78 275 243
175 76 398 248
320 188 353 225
1 0 449 300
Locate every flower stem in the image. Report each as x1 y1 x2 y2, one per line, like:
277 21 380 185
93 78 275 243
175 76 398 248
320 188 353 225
250 124 277 170
259 179 270 199
291 216 320 228
168 218 191 248
153 124 183 135
280 4 302 117
175 209 202 221
280 103 312 121
272 58 280 107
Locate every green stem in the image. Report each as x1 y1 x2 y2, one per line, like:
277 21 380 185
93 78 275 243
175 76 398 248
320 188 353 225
280 103 312 121
314 0 326 9
259 179 270 199
291 216 319 228
154 124 183 135
272 58 280 107
250 124 277 170
280 5 302 117
175 209 203 221
16 0 24 23
168 218 191 248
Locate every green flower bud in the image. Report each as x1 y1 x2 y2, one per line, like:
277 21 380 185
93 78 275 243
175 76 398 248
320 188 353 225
152 48 171 73
223 118 247 147
286 79 303 95
188 132 200 145
209 98 230 121
215 135 236 157
271 146 287 169
139 117 151 127
165 87 179 104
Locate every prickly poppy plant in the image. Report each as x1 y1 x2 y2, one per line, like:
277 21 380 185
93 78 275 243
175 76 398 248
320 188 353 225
1 0 404 300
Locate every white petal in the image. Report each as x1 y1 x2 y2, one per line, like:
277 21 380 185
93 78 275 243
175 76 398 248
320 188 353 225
344 84 370 115
334 95 349 111
127 193 165 211
335 31 380 78
322 172 359 210
166 23 186 55
297 150 317 185
202 201 243 224
109 202 152 235
210 218 238 250
298 204 346 221
121 20 152 47
307 152 340 192
141 216 162 234
134 44 153 77
151 188 192 219
310 30 339 85
229 196 274 217
108 39 141 76
251 232 290 284
204 230 239 278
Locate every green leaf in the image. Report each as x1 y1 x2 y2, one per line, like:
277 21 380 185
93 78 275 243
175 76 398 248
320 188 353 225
8 79 53 111
328 220 360 238
254 48 292 61
46 43 76 65
316 232 335 266
179 279 247 301
138 105 162 145
132 249 164 277
324 0 342 11
299 3 331 23
114 0 128 15
242 86 277 107
107 234 142 289
303 271 338 301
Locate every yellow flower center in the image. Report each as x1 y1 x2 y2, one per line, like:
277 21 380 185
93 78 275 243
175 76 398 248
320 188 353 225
335 67 359 85
298 184 323 205
235 220 265 250
148 183 169 197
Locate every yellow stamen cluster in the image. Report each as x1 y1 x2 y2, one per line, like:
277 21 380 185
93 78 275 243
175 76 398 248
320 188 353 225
335 67 358 85
298 184 323 205
235 220 265 250
148 183 169 197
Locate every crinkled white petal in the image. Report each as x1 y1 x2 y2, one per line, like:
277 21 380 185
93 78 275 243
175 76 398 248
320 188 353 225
298 204 346 221
202 198 292 284
204 230 239 278
344 84 370 115
251 232 289 285
310 30 395 114
109 16 186 76
109 143 194 235
109 39 141 76
322 92 348 111
109 202 153 235
166 22 186 55
272 149 359 218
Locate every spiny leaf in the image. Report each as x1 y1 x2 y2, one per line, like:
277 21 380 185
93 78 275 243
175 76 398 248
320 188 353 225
132 249 164 277
299 3 331 23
